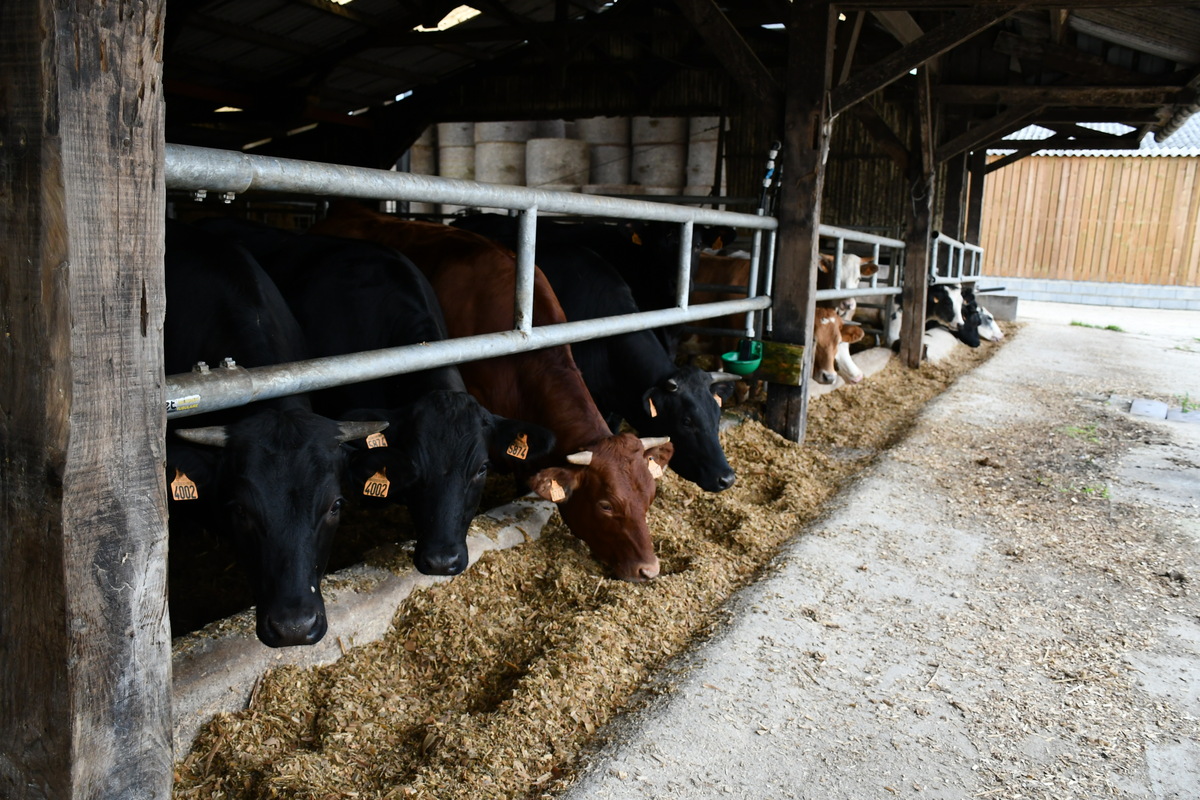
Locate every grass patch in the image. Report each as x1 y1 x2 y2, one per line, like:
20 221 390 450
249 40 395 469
1070 321 1124 332
1061 423 1101 443
1176 393 1199 413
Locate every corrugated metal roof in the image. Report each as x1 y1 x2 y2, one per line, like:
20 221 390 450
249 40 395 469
991 115 1200 157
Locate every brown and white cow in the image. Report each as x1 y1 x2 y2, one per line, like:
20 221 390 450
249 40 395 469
688 253 867 385
818 252 879 321
311 202 673 581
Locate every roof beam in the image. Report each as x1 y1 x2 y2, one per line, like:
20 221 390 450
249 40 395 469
837 1 1200 9
936 85 1188 106
830 6 1018 115
992 30 1185 85
934 104 1043 162
669 0 782 109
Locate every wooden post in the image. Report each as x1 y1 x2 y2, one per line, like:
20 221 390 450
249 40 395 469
940 149 969 241
966 149 988 246
764 2 836 442
0 2 171 799
898 66 935 369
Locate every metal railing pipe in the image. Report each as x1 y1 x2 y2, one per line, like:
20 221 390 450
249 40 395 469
166 145 776 232
164 297 772 419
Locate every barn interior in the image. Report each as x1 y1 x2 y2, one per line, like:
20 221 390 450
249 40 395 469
4 1 1200 798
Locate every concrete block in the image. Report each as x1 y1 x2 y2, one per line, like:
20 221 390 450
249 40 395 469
1130 398 1169 419
982 294 1018 321
1167 408 1200 424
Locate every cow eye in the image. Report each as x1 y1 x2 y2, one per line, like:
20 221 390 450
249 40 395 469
475 463 489 479
329 497 345 516
598 500 614 513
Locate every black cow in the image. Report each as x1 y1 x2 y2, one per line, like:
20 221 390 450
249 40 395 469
196 218 556 576
527 242 737 492
451 213 735 356
164 220 386 648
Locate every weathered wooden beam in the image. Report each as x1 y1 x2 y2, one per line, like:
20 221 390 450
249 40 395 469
940 147 969 241
764 2 836 444
966 150 987 246
670 0 783 110
936 85 1185 106
838 1 1198 9
934 104 1043 162
899 67 935 370
0 2 172 798
992 29 1177 85
831 6 1018 115
847 102 910 171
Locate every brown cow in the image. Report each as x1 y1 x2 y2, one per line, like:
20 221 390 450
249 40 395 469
310 202 673 581
687 253 866 385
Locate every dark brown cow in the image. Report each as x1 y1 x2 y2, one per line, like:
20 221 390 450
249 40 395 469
310 202 673 581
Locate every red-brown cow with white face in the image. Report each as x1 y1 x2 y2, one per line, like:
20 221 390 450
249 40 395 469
311 202 673 581
812 307 866 385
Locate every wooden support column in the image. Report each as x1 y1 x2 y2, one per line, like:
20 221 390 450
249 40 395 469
966 149 988 246
1 2 171 799
940 148 969 241
764 2 835 443
898 66 935 370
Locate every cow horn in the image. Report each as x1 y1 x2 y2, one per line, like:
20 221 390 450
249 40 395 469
566 451 593 466
174 426 229 447
664 378 679 393
639 436 670 449
336 420 389 443
708 371 740 384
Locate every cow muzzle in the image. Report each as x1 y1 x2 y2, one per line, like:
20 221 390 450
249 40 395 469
257 603 327 648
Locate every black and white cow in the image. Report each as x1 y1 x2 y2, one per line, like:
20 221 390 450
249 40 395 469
198 218 556 577
164 220 386 647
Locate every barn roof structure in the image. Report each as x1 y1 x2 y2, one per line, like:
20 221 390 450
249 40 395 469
164 1 1200 175
5 3 1200 800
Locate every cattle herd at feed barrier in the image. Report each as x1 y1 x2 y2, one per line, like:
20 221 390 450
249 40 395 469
164 203 1003 649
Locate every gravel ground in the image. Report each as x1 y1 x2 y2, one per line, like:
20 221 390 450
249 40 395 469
562 303 1200 800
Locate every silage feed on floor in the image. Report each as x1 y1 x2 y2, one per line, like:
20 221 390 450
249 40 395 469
173 335 1004 800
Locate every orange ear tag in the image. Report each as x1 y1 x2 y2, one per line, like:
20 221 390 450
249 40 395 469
712 235 724 250
647 458 664 479
714 393 723 408
506 433 529 460
548 480 566 502
366 432 388 449
363 470 390 498
631 233 643 246
171 470 199 501
648 397 658 418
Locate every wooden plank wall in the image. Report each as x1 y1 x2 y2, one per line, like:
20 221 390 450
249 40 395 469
980 155 1200 287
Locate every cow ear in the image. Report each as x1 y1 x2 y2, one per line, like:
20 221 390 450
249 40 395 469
488 416 556 466
859 259 879 277
841 323 866 344
530 466 582 504
818 254 833 273
644 441 675 478
347 447 415 499
641 387 662 420
166 442 220 500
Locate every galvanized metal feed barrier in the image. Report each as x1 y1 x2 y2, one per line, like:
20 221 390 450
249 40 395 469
163 144 777 418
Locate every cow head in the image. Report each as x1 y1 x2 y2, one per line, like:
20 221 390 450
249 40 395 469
343 392 555 577
977 305 1004 342
530 434 674 582
812 308 865 385
927 283 965 327
637 366 736 492
173 409 387 648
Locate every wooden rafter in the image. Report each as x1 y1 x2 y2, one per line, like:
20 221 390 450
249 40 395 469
830 6 1019 115
934 105 1043 162
936 85 1186 106
670 0 782 110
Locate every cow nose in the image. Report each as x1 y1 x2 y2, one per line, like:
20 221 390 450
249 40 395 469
415 547 468 576
263 608 324 647
818 371 837 385
716 471 737 491
638 560 661 581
